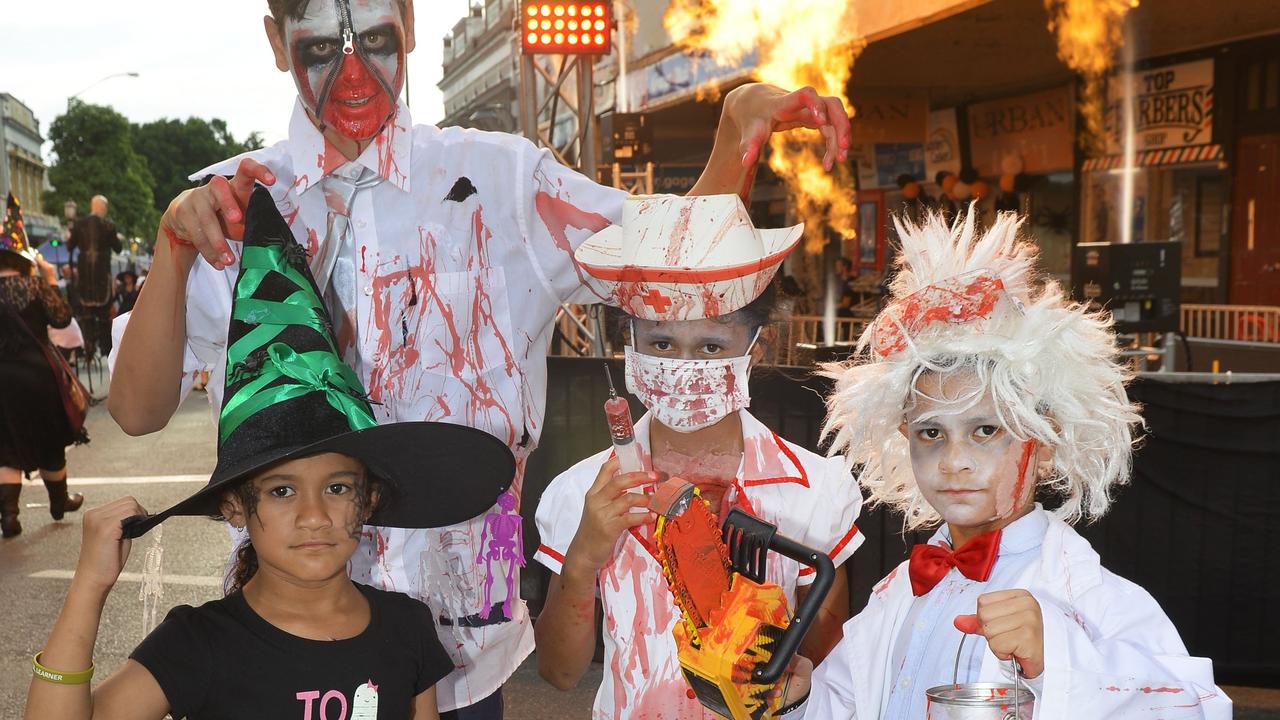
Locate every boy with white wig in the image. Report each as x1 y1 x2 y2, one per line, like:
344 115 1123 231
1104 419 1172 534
780 211 1230 719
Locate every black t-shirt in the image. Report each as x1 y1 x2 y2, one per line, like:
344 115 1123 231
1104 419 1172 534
131 582 453 720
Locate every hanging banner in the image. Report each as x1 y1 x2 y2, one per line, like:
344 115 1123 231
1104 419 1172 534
967 86 1074 177
850 91 928 145
925 108 962 181
1104 59 1214 156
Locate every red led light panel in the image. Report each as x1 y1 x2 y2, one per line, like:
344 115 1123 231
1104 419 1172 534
521 1 612 55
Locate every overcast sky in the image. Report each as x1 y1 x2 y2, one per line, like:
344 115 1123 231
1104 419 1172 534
2 0 473 161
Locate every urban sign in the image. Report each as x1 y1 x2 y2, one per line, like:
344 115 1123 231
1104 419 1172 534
967 86 1075 176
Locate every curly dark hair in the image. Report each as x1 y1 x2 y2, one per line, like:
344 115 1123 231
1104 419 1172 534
217 459 383 595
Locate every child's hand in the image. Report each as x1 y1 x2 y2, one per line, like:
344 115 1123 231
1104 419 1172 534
954 589 1045 678
778 655 813 713
567 457 659 572
74 497 148 593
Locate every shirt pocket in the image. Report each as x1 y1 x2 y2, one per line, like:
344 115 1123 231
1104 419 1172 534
367 262 525 448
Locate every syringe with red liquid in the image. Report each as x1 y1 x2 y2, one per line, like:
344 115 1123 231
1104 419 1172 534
604 364 646 477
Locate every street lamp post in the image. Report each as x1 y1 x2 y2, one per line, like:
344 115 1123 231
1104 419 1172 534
67 72 140 110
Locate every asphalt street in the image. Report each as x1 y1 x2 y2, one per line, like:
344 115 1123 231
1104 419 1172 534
0 392 599 720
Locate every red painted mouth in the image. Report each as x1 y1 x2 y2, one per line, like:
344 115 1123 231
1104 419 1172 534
320 54 394 140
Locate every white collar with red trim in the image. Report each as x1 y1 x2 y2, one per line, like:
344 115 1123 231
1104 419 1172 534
285 96 413 196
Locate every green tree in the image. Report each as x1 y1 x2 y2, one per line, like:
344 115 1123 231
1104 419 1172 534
132 117 264 218
44 102 159 247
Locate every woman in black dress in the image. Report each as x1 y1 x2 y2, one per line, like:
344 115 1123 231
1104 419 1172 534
1 211 86 538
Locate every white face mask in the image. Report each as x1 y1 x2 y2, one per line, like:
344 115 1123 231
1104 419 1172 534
624 328 759 433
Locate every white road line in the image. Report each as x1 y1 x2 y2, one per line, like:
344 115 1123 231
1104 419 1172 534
28 570 222 588
21 475 208 487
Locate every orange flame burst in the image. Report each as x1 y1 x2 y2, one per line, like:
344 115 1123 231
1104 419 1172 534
1044 0 1139 152
665 0 863 252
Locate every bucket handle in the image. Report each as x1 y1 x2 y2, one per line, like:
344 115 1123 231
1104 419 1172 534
953 632 1027 720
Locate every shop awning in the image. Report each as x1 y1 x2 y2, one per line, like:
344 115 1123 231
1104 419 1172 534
1082 144 1224 172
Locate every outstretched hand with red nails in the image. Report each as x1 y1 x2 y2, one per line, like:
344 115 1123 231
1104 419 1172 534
725 84 852 172
954 589 1046 679
159 157 276 271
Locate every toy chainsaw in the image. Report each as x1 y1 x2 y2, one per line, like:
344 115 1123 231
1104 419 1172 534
652 479 836 720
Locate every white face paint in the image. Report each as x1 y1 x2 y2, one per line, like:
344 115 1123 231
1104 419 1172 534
903 369 1038 531
282 0 405 140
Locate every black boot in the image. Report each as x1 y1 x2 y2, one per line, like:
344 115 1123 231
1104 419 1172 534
44 479 84 521
1 484 21 538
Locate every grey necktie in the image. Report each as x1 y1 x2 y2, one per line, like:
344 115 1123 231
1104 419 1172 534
312 163 383 354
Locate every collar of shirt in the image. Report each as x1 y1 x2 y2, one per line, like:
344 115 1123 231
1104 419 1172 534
931 503 1050 557
629 409 809 489
285 96 414 196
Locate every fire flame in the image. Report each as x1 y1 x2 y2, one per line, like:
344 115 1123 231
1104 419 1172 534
665 0 863 253
1044 0 1139 153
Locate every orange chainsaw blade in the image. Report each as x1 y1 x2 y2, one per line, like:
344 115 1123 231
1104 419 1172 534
656 488 732 634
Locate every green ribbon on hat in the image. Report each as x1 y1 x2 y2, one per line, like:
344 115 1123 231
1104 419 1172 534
220 343 376 444
218 238 376 444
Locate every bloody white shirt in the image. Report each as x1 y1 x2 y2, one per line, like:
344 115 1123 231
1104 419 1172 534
534 409 864 720
112 98 625 710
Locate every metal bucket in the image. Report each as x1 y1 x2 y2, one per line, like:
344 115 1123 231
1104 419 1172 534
924 633 1035 720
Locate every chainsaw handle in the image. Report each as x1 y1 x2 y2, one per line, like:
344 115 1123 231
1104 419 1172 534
721 508 836 685
754 533 835 684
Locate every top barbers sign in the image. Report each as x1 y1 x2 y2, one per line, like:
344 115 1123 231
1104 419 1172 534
1105 58 1214 155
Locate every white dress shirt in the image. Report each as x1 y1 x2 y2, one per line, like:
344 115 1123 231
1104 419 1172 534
112 98 625 710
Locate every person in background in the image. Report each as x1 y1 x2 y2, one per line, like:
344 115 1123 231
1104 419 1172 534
934 171 959 224
1 193 86 538
113 271 140 316
835 256 858 319
68 195 119 358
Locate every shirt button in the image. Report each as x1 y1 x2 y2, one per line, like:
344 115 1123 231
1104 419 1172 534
364 286 373 296
356 220 367 229
900 677 911 689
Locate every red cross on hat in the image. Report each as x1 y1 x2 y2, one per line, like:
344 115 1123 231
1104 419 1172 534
640 288 673 314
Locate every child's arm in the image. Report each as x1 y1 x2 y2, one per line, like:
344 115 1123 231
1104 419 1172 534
960 587 1231 720
24 497 170 720
107 158 272 436
796 569 850 665
410 687 439 720
534 457 657 690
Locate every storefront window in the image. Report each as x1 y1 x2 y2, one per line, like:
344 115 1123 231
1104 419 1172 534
1082 163 1227 303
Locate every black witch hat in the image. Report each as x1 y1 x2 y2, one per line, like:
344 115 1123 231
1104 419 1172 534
122 187 513 538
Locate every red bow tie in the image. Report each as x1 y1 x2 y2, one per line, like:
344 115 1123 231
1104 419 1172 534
908 530 1002 596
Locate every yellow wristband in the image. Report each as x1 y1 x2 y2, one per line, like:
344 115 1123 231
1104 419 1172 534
32 652 94 685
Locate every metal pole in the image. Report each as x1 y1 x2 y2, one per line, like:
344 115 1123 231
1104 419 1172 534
577 59 598 179
519 55 538 144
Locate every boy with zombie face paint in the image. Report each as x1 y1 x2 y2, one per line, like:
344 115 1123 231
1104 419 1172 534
778 211 1230 719
532 194 864 719
281 0 407 142
108 0 855 716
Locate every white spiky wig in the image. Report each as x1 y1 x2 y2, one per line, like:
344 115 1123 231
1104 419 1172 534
821 210 1142 530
